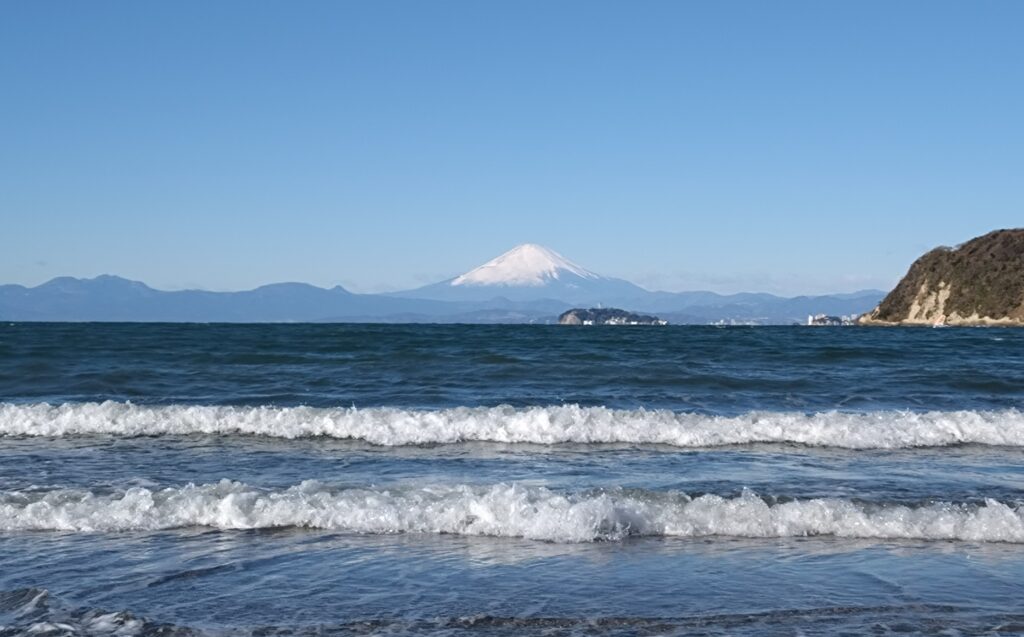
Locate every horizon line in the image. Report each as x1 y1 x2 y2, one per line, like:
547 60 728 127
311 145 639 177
2 272 889 300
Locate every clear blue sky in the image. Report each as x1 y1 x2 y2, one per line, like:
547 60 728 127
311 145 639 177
2 2 1021 295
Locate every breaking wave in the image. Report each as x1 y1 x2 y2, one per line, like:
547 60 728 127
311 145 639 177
3 481 1024 543
2 402 1024 449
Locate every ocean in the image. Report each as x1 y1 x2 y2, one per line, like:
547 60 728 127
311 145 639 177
1 323 1023 636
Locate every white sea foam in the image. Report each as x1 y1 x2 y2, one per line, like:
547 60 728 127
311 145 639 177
2 481 1023 543
2 402 1024 449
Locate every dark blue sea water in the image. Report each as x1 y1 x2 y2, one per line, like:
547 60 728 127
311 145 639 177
2 323 1024 636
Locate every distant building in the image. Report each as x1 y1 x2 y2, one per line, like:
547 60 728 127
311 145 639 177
806 313 857 326
559 308 667 326
709 318 761 326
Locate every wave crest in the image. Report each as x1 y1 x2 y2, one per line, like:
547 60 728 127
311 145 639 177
2 402 1024 449
3 481 1023 543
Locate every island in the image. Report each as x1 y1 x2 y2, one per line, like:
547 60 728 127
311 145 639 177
558 308 668 325
859 228 1024 326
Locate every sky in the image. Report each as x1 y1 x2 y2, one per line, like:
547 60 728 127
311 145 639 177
2 2 1022 296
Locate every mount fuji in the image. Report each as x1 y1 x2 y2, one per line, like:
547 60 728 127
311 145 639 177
0 244 885 323
396 244 649 304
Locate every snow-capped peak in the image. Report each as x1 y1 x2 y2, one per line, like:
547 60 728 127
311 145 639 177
451 244 600 287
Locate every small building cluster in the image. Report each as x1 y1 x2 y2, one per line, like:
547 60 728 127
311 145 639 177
709 318 762 326
806 313 858 326
559 308 668 326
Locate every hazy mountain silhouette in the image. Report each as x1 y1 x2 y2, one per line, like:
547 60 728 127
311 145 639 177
0 246 885 323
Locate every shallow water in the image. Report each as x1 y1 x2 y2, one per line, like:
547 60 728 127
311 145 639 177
1 324 1023 635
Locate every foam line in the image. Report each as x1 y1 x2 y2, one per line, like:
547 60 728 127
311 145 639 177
2 402 1023 449
3 481 1023 543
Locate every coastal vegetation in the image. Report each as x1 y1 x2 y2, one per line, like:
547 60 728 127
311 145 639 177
558 308 667 325
860 229 1024 326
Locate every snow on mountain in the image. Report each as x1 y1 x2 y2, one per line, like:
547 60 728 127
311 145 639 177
451 244 599 287
395 244 650 304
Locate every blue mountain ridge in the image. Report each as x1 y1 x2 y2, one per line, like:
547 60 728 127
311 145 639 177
0 275 884 324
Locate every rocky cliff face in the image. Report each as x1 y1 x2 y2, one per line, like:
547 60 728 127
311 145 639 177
859 229 1024 326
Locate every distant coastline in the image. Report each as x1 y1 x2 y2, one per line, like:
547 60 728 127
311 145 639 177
0 246 883 325
558 308 667 326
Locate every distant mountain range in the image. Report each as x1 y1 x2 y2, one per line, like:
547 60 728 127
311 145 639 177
0 244 885 323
